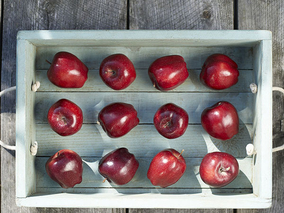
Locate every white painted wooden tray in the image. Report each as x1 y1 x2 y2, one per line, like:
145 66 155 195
15 30 272 208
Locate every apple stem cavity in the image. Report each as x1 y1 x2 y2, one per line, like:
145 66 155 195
163 120 172 128
220 166 230 172
105 70 116 75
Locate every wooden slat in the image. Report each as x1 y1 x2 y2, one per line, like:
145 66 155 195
36 69 254 93
129 0 234 30
34 92 254 124
238 0 284 212
35 157 253 191
129 0 235 212
1 0 127 212
35 124 253 158
36 46 253 70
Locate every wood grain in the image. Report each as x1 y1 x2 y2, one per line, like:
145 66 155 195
129 0 235 212
129 0 234 30
129 210 233 213
1 0 127 212
35 124 253 158
238 0 284 212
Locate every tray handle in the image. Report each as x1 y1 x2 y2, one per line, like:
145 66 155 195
272 86 284 152
0 82 40 154
0 86 16 150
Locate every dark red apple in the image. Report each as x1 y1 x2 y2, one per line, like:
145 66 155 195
99 54 136 90
47 51 88 88
98 148 139 185
154 103 189 139
147 149 186 188
199 152 239 187
201 101 239 140
98 102 139 138
45 149 83 188
200 54 239 90
148 55 189 91
47 99 83 136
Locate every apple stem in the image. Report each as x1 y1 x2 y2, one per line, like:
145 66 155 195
177 149 185 159
46 60 52 64
220 167 230 172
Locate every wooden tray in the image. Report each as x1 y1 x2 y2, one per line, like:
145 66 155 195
15 30 272 208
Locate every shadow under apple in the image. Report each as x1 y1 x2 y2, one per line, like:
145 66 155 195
209 119 253 159
210 170 253 195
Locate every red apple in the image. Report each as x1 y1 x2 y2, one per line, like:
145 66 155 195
47 51 89 88
98 148 139 185
201 101 239 140
199 152 239 187
45 149 83 188
154 103 189 139
98 102 139 138
99 54 136 90
200 54 239 90
148 55 188 91
147 149 186 188
47 99 83 136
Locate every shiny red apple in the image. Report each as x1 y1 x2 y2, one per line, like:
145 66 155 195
147 149 186 188
200 54 239 90
199 152 239 187
45 149 83 188
98 102 139 138
47 99 83 136
148 55 189 91
154 103 189 139
98 148 139 185
99 54 136 90
201 101 239 140
47 51 89 88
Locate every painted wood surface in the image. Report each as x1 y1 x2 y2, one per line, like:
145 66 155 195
35 124 253 158
0 0 280 213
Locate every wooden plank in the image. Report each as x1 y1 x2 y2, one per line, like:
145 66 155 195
35 69 253 93
1 0 127 212
34 92 254 124
238 0 284 212
35 124 253 158
35 157 253 191
36 46 253 70
129 0 235 212
129 0 234 30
